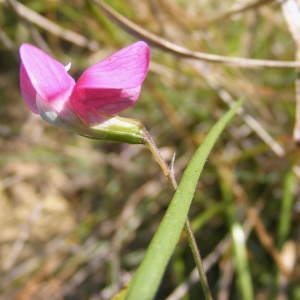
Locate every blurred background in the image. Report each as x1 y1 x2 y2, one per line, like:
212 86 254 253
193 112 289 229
0 0 299 299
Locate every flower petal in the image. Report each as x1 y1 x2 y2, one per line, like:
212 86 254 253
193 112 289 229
20 63 39 113
75 41 150 89
71 41 150 123
19 43 75 113
72 86 141 122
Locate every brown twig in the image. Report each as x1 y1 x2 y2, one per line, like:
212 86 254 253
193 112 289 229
200 0 276 26
0 27 14 49
3 0 98 51
91 0 300 68
159 0 276 29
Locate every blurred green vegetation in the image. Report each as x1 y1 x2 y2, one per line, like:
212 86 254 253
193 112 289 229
0 0 299 299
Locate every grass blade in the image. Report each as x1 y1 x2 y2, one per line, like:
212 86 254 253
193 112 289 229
219 166 254 300
126 100 243 300
231 223 253 300
277 170 296 249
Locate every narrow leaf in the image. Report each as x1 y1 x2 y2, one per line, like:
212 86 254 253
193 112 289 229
126 100 243 300
277 170 295 249
231 223 254 300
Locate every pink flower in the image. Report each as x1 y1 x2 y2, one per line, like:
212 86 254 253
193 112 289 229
19 42 150 129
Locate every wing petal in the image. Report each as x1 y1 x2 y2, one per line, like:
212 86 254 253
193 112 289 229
71 42 149 123
19 43 75 113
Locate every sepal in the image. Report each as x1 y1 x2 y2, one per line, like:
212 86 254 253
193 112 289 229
85 116 146 144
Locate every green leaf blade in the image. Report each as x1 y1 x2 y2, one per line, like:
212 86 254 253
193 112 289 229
126 100 243 300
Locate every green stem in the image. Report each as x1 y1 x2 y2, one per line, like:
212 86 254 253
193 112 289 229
185 220 212 300
143 130 212 300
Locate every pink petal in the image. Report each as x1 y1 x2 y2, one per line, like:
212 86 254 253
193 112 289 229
76 41 150 89
72 86 141 120
71 41 150 122
19 43 75 113
20 63 39 113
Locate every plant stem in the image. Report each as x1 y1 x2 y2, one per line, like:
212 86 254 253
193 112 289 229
143 129 212 300
184 219 212 300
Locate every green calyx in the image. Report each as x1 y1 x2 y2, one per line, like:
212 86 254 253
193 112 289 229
82 116 146 144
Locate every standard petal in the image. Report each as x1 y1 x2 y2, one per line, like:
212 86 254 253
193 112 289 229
75 41 150 89
70 41 149 123
19 43 75 112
